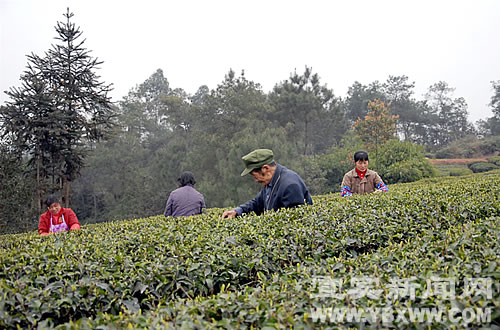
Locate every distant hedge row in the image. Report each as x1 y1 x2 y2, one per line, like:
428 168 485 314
468 156 500 173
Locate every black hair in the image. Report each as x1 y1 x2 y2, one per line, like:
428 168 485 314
354 150 369 162
45 194 62 208
178 171 196 187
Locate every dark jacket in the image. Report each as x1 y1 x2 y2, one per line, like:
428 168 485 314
237 164 313 216
164 185 206 217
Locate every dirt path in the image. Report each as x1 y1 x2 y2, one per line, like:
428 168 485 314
427 158 488 165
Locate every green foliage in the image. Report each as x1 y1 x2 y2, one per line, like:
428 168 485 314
448 167 473 176
381 158 436 183
424 81 476 148
432 163 471 177
479 135 500 155
376 139 425 167
376 139 436 183
344 80 385 123
382 75 422 141
0 69 62 210
269 66 346 155
0 9 114 212
119 68 172 137
0 173 498 328
352 99 398 150
71 133 170 223
468 161 499 173
435 136 478 159
211 122 302 207
488 155 500 166
303 135 435 193
305 135 364 194
434 135 498 159
75 216 499 329
487 80 500 136
0 142 37 234
300 155 327 196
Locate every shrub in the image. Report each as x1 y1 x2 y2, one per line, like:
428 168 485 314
448 168 473 176
434 145 461 159
434 135 483 159
316 149 358 193
382 158 436 184
479 135 500 155
376 140 436 183
467 161 482 169
431 135 500 159
488 155 500 166
376 139 426 168
307 135 364 193
468 161 499 173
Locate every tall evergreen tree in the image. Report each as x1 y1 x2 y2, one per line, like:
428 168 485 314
269 66 341 155
344 80 385 124
382 75 423 141
424 81 475 147
38 8 114 206
120 69 171 139
202 69 269 139
1 8 114 209
486 80 500 136
1 63 64 211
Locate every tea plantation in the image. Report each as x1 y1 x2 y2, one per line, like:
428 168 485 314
0 172 499 329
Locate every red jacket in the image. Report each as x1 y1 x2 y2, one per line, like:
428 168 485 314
38 207 80 235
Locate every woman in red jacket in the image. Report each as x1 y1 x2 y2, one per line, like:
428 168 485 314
38 195 81 235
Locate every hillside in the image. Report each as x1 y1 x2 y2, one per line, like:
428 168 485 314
0 171 499 328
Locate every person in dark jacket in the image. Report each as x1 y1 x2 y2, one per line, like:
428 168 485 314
222 149 313 218
164 171 206 217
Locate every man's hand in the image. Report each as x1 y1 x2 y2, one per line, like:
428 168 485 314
222 210 237 219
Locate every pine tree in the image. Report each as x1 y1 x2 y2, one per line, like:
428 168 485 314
487 80 500 135
0 8 115 210
1 63 63 212
42 8 115 205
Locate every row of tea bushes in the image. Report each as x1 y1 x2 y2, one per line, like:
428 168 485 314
36 217 499 329
0 172 498 328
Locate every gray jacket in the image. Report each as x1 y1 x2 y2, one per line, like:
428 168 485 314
164 185 206 217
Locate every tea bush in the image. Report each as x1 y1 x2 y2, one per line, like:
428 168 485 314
448 167 473 176
468 161 499 173
0 172 498 328
488 155 500 167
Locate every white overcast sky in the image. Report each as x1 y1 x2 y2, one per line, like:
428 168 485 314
1 0 499 122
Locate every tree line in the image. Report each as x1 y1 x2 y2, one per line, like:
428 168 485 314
1 10 499 234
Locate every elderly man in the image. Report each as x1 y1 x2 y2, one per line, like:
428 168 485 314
222 149 313 218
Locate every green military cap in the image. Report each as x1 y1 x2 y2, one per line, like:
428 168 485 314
240 149 274 176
